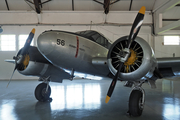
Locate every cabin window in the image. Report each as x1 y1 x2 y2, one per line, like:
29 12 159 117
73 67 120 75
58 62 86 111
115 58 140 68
164 36 180 45
0 34 16 51
19 35 34 50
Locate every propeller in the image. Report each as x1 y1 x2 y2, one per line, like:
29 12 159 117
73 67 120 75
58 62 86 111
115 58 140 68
105 6 146 103
7 28 35 87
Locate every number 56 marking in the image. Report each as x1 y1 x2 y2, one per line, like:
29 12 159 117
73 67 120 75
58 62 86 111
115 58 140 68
57 39 65 46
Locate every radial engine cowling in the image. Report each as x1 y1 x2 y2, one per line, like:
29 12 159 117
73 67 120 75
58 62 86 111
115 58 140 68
107 36 157 81
16 46 51 77
16 46 70 82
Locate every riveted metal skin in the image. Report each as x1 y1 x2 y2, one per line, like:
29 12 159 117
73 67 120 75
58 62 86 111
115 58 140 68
18 46 70 83
37 30 110 77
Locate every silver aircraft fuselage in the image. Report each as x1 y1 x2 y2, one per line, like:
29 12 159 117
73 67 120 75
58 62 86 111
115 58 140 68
37 30 110 77
37 30 180 82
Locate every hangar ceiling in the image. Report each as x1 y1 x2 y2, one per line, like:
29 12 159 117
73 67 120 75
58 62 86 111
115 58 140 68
0 0 156 12
0 0 180 34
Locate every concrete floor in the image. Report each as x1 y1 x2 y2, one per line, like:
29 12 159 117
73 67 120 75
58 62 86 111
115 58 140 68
0 78 180 120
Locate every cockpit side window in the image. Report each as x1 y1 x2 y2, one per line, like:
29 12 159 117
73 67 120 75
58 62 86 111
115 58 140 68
76 30 111 49
92 33 100 41
96 36 104 46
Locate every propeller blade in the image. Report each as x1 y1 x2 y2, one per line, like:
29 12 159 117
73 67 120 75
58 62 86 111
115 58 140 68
105 62 123 103
105 6 146 103
7 28 35 88
127 6 146 48
20 28 35 55
6 67 16 88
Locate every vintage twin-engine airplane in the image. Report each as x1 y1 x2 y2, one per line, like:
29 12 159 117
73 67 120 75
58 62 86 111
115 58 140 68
5 6 180 117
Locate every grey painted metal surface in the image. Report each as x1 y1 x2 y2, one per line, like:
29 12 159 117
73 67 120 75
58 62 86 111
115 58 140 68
35 30 180 82
16 46 70 82
19 61 70 83
37 30 110 77
157 57 180 76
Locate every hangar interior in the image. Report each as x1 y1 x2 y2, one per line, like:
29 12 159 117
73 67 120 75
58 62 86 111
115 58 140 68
0 0 180 120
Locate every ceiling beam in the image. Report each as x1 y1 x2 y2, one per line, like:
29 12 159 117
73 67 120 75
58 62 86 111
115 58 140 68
93 0 120 14
5 0 10 10
175 3 180 6
25 0 34 5
25 0 52 11
129 0 133 11
156 0 180 14
39 0 52 5
33 0 41 14
72 0 74 11
163 19 180 21
157 20 180 34
92 0 104 5
110 0 120 5
104 0 110 14
39 0 42 8
154 0 180 34
0 11 152 25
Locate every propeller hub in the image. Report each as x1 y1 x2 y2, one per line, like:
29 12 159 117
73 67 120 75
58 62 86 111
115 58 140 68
23 54 30 69
124 49 137 73
124 49 137 66
16 55 23 64
119 48 130 63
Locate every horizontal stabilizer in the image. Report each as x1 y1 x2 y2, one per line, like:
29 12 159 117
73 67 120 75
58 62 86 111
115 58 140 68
5 59 15 64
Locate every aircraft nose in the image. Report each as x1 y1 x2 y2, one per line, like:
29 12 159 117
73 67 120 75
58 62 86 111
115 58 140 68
37 32 55 56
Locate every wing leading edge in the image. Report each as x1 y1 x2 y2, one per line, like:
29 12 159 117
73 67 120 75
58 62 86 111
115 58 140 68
157 57 180 77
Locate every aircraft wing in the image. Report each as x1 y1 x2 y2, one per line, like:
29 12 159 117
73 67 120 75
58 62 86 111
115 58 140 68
46 65 71 83
157 57 180 78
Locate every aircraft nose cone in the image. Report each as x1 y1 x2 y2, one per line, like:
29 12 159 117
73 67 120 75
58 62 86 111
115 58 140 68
37 32 55 56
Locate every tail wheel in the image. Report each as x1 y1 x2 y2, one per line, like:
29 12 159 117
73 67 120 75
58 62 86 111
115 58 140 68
129 90 144 117
35 83 51 102
110 39 143 73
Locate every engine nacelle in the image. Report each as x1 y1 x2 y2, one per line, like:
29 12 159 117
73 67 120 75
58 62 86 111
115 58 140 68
18 61 49 77
17 46 70 82
107 36 157 81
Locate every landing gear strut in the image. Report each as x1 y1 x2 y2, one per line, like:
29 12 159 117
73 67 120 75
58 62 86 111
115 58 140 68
34 77 52 102
127 81 145 117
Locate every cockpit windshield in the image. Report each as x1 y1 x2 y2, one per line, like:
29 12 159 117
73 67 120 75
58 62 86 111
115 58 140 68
76 30 111 49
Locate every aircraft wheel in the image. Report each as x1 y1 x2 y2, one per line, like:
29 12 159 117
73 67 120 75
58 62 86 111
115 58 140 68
35 83 51 102
129 90 144 117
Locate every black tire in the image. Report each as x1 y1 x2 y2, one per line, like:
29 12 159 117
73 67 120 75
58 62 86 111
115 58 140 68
129 90 144 117
35 83 51 102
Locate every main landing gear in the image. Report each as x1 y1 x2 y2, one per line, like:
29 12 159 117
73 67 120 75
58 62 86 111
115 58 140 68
34 77 52 102
125 81 145 117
